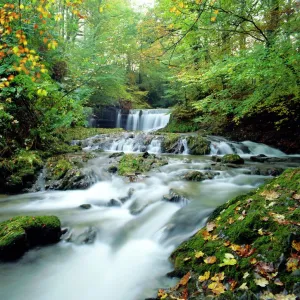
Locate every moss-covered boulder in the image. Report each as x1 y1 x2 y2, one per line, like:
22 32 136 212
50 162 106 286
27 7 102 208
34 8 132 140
118 153 168 176
0 151 43 193
161 134 182 153
183 171 205 181
156 168 300 299
45 152 97 190
221 154 244 164
186 135 210 155
0 216 61 260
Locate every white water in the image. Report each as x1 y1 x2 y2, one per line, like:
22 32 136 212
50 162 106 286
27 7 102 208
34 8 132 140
209 136 288 157
125 109 170 131
0 154 268 300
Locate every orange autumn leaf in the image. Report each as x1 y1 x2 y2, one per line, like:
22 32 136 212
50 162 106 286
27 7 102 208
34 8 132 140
179 272 191 286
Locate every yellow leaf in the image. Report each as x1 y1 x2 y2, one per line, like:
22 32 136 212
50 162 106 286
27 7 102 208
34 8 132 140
211 272 225 282
243 272 250 279
195 251 204 259
198 271 210 282
286 257 300 272
211 16 216 22
219 253 237 267
19 4 24 9
206 222 216 232
260 190 280 200
254 277 269 287
208 281 226 295
99 6 103 13
238 283 248 290
292 240 300 251
179 2 184 8
13 46 19 54
204 256 217 264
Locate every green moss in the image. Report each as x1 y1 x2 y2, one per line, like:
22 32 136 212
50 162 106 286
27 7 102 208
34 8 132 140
186 135 210 155
158 168 300 299
0 216 61 260
57 127 124 143
118 153 167 176
221 154 244 164
161 133 181 153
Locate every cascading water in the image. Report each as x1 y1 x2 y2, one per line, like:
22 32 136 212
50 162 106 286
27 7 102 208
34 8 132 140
125 109 170 131
0 153 269 300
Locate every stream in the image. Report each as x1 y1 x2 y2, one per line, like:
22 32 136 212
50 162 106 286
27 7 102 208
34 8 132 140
0 112 299 300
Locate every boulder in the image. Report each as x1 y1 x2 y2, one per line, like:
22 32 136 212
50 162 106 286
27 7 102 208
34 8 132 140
109 152 125 159
0 216 61 260
163 189 189 206
221 154 244 164
183 171 205 181
79 204 92 209
186 136 210 155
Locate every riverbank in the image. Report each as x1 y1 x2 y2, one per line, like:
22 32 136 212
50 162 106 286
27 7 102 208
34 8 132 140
154 168 300 299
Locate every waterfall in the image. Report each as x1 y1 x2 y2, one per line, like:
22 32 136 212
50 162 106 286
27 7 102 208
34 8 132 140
116 110 121 128
181 138 189 155
125 109 170 131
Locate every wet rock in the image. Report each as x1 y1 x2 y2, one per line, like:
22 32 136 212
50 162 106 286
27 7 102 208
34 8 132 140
79 204 92 209
186 135 210 155
163 189 189 206
183 171 205 181
107 165 118 173
211 155 222 162
142 151 150 159
120 188 135 203
108 152 124 158
250 154 268 163
221 154 244 164
107 199 122 207
0 216 61 261
65 227 97 245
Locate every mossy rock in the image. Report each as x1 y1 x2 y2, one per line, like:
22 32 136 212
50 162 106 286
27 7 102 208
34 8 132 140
183 171 205 181
221 154 244 164
0 216 61 260
156 168 300 299
118 153 168 176
186 135 210 155
0 151 43 193
161 133 181 153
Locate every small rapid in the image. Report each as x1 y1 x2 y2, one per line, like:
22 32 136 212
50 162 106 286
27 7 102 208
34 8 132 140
0 153 269 300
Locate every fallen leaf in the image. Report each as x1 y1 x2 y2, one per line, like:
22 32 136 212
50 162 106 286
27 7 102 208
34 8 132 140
228 217 235 224
274 278 284 286
292 240 300 252
243 272 250 279
211 272 225 282
238 215 245 221
260 190 280 200
204 256 217 264
230 244 241 252
202 230 211 241
262 217 269 221
292 193 300 200
224 241 231 247
286 257 300 272
250 258 257 265
158 289 168 299
179 272 191 286
229 279 238 290
184 257 191 262
258 228 265 236
208 281 226 295
206 222 216 232
254 277 269 287
238 282 248 290
219 253 237 267
198 271 210 282
195 251 204 259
